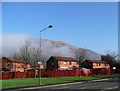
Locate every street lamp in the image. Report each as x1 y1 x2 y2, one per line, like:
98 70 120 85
38 61 42 85
39 25 53 85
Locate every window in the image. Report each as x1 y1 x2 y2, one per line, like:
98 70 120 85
64 61 67 65
67 61 69 64
64 61 71 65
6 62 10 66
93 63 95 66
96 63 99 66
105 64 108 66
12 63 15 66
99 63 101 66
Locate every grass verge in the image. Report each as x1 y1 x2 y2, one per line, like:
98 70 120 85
1 74 120 89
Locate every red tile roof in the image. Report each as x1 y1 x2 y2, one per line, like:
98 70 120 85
51 56 77 62
85 60 107 63
2 57 23 63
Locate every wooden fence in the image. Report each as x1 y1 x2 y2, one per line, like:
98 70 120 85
1 69 120 80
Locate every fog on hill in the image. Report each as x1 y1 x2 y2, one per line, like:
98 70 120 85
2 37 101 65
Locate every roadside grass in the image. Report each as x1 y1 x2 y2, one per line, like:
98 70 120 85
1 74 120 89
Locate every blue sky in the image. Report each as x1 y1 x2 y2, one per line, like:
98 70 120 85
2 2 118 54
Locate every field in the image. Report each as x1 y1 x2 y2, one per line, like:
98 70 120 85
1 74 120 89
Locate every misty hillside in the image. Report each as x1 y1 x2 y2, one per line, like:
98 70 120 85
30 38 101 62
2 37 101 62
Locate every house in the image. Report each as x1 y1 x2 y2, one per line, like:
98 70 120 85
36 64 45 69
30 64 45 76
31 64 45 70
81 60 110 69
0 57 31 72
46 56 79 70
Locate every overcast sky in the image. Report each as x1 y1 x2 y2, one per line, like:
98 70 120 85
2 2 118 55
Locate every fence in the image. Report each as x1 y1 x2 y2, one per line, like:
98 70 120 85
1 69 120 80
46 69 111 77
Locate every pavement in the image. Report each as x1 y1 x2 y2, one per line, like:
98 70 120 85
2 77 120 91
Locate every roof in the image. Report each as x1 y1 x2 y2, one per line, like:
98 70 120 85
1 57 23 63
0 67 10 71
85 60 107 64
50 56 77 62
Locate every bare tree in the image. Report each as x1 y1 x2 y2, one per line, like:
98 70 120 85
30 46 40 78
74 48 88 77
104 50 118 59
17 40 31 78
12 50 19 79
74 48 88 69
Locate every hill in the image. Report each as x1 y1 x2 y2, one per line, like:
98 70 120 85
31 39 101 62
2 37 101 62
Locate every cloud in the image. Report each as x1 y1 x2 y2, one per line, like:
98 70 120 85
1 33 30 57
1 33 101 60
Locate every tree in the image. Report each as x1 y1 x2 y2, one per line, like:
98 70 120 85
74 48 88 69
12 50 19 79
12 50 19 71
101 51 118 69
74 48 88 77
17 40 31 78
30 46 40 78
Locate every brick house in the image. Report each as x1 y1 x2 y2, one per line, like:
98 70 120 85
81 60 110 69
0 57 31 72
36 64 45 69
31 64 45 70
46 56 79 70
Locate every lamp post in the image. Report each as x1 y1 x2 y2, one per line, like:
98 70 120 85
39 25 53 85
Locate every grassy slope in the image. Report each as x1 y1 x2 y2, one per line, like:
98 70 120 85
1 74 120 89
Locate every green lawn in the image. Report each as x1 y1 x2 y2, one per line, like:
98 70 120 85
1 74 120 89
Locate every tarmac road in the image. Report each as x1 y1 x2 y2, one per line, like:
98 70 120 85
4 77 120 91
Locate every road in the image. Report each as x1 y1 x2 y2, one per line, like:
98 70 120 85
4 77 120 91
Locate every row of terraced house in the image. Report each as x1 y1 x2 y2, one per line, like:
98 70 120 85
0 56 110 72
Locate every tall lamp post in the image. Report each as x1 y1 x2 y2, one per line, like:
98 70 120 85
39 25 53 85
